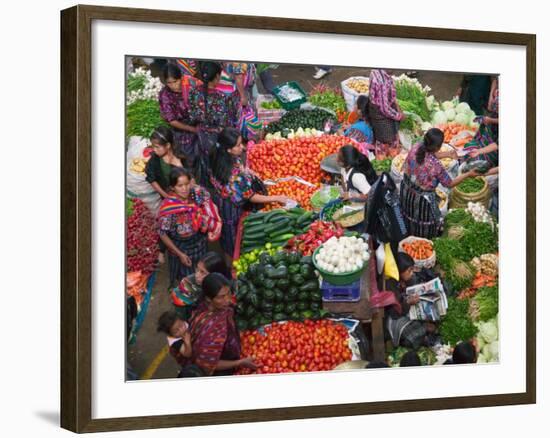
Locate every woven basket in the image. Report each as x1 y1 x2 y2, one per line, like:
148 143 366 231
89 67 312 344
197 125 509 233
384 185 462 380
398 236 436 269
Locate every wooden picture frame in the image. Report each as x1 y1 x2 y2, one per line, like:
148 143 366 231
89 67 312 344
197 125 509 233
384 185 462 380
60 4 536 433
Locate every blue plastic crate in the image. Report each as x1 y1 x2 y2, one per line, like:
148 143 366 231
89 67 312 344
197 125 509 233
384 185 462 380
321 279 362 302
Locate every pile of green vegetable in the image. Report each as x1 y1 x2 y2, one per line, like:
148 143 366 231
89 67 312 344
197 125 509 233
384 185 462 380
386 346 436 367
469 284 499 322
457 177 485 194
241 208 318 254
266 109 335 134
372 158 392 173
126 99 168 138
439 297 478 346
434 208 498 293
261 100 282 110
235 250 326 330
233 244 282 277
308 91 347 114
394 79 431 132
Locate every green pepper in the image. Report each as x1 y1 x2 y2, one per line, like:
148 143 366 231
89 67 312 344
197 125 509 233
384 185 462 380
300 280 319 293
276 278 290 290
291 274 305 285
288 264 301 275
266 265 288 280
300 264 315 279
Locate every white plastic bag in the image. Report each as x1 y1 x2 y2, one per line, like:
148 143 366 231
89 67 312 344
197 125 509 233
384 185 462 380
341 76 370 112
375 242 386 275
126 136 161 216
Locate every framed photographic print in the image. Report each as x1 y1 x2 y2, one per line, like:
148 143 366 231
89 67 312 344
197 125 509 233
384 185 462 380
60 4 536 433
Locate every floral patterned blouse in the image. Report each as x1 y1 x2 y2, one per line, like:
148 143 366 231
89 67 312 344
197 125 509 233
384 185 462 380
158 86 190 124
187 87 240 130
403 143 453 191
210 158 255 205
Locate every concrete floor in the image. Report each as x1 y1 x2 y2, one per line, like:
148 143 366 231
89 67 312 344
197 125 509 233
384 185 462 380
127 62 463 380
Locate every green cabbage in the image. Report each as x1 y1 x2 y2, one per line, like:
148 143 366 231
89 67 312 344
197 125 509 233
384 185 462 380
442 100 455 111
432 110 447 125
455 113 470 126
445 108 456 122
477 319 498 344
456 102 471 114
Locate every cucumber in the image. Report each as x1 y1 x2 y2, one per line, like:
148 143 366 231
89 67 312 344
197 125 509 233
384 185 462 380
287 207 305 216
265 218 290 234
264 209 285 223
244 223 266 235
269 225 293 239
270 215 291 224
243 233 266 243
296 211 314 226
271 233 295 243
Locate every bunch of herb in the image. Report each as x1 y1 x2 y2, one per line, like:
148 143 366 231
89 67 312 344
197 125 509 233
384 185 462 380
440 297 478 345
126 99 168 139
471 284 499 322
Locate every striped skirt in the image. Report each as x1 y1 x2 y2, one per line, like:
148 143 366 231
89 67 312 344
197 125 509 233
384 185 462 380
215 196 243 257
399 175 442 239
168 233 208 288
369 102 400 145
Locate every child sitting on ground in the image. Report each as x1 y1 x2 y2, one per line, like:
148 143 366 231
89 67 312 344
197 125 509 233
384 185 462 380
157 311 193 366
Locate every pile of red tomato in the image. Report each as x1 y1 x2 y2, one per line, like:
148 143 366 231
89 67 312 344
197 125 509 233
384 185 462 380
247 135 354 184
236 319 353 375
264 180 319 211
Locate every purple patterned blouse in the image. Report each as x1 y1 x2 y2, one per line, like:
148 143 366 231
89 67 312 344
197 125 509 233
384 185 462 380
403 143 453 191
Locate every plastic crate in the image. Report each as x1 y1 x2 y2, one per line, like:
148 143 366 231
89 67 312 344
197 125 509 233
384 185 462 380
321 279 362 302
272 81 307 110
256 94 286 126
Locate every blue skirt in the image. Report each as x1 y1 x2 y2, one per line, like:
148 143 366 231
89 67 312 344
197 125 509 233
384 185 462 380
168 233 208 287
215 196 243 257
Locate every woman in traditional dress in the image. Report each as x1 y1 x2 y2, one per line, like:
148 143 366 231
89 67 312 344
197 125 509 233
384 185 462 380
400 128 479 238
158 64 199 162
368 69 404 158
187 273 258 376
209 127 294 260
157 168 222 287
187 61 241 186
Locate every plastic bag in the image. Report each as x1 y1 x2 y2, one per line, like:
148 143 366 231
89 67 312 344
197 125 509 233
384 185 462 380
126 136 161 216
384 243 399 281
375 242 385 275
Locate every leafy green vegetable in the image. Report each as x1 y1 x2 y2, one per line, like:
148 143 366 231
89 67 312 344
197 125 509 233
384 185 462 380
126 198 134 217
473 285 499 321
459 222 498 259
457 177 485 193
372 158 392 173
309 91 347 114
440 297 478 345
126 99 168 138
417 347 437 366
444 209 475 229
127 74 147 93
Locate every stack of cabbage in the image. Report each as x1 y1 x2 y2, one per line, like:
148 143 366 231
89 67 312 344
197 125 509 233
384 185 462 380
430 98 479 128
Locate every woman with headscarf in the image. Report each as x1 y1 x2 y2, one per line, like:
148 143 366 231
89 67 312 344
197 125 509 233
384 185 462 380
368 69 404 157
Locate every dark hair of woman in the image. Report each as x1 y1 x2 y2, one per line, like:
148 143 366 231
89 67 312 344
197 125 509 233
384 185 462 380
356 94 371 124
198 61 222 115
416 128 444 165
201 251 231 280
452 341 477 364
168 167 194 188
396 252 415 274
339 145 378 185
210 127 241 185
162 63 182 83
157 310 180 335
400 350 421 367
202 272 231 300
150 126 174 146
